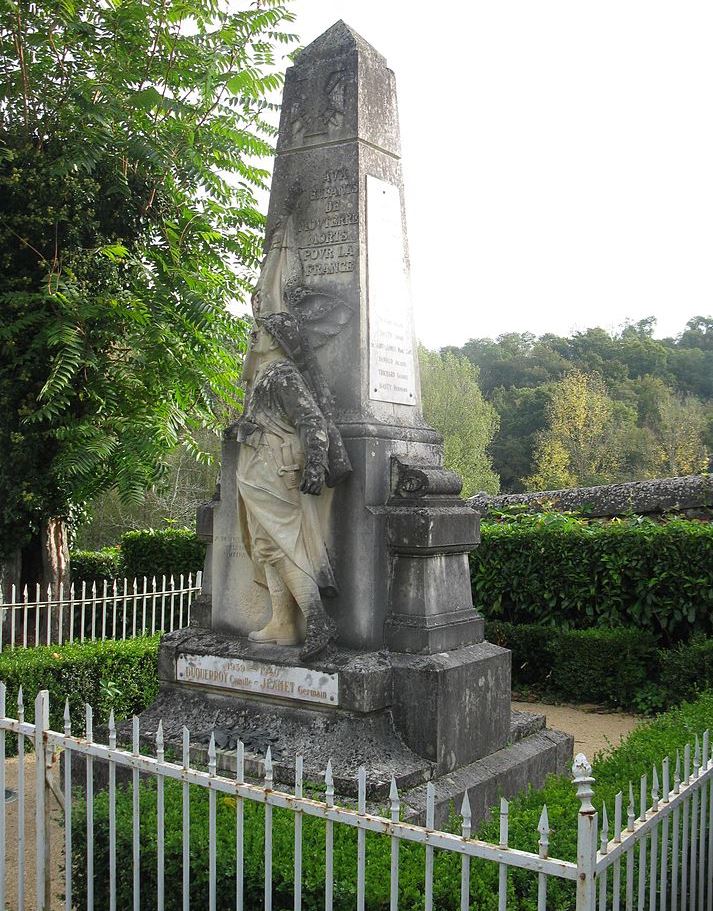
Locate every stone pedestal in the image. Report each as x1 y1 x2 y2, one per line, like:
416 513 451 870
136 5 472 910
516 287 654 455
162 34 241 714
143 627 571 822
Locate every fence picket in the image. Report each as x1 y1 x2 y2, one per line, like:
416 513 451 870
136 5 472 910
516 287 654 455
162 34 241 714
294 755 304 911
637 775 647 911
10 583 17 649
64 700 72 911
112 579 118 639
265 747 274 911
23 585 29 648
179 573 185 629
661 759 671 911
697 733 708 911
182 726 190 911
157 721 165 911
539 805 551 911
142 576 148 635
102 579 108 641
626 783 635 911
425 782 435 911
498 797 509 911
390 777 401 911
357 766 367 911
17 689 25 911
86 703 94 911
58 581 65 646
109 710 117 911
649 769 659 911
34 583 40 646
325 760 335 911
132 716 140 911
80 581 86 643
460 792 472 911
613 792 623 911
683 746 692 910
236 740 245 911
132 577 138 638
208 732 217 911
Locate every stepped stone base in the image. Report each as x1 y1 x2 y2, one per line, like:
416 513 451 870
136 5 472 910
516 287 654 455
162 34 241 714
108 629 575 823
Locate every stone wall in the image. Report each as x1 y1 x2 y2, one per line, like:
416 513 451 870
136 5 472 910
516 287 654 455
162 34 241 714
468 475 713 521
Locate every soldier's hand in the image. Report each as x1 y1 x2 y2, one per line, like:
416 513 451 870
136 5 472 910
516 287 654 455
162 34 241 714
300 463 326 495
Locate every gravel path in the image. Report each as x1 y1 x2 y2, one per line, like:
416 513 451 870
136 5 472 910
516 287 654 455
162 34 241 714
512 699 641 760
4 754 64 911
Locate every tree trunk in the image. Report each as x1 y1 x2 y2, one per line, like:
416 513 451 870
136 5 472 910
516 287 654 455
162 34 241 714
0 548 22 601
41 517 70 598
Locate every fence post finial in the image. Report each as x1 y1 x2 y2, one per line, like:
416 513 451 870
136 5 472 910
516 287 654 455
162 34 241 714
573 754 595 814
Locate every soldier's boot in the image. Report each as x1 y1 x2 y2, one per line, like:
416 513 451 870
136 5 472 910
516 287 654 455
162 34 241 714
299 598 336 662
249 574 301 646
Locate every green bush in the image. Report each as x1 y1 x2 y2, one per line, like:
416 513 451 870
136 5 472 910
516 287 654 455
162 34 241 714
473 514 713 645
0 636 160 737
120 528 205 580
70 546 124 584
68 692 713 911
658 637 713 708
486 621 657 708
486 620 556 687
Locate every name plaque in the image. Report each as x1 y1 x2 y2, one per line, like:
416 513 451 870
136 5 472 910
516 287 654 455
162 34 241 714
366 175 416 406
176 653 339 707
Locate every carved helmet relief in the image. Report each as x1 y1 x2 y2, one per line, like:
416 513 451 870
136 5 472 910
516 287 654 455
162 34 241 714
290 69 346 142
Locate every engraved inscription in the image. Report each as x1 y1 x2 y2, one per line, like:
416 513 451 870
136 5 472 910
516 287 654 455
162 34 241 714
176 654 339 706
367 176 416 405
297 168 358 279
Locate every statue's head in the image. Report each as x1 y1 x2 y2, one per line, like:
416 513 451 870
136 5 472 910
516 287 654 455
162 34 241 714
258 312 306 366
241 312 306 383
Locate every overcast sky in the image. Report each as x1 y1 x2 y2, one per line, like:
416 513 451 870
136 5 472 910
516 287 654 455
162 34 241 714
276 2 713 348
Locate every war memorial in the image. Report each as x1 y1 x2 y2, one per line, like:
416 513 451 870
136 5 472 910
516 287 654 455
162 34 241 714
140 20 573 824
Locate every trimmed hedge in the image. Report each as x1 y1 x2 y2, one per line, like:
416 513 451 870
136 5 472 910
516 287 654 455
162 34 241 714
70 528 205 584
472 514 713 645
487 621 713 713
0 636 160 737
70 547 123 584
68 691 713 911
486 621 657 709
116 528 205 580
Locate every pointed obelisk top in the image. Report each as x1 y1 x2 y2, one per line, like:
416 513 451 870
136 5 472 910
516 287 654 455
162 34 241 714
296 20 386 67
276 19 399 157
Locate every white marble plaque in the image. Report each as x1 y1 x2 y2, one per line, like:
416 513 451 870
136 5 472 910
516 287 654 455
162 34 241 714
366 175 416 405
176 653 339 707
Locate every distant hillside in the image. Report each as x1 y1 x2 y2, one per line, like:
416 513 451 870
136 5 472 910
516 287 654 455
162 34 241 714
444 317 713 492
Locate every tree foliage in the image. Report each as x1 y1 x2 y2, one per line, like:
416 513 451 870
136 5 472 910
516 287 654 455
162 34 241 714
0 0 296 562
445 317 713 491
419 348 500 496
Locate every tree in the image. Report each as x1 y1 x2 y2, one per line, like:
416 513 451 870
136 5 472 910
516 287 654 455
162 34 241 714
652 392 710 476
0 0 296 594
524 371 627 490
419 348 500 496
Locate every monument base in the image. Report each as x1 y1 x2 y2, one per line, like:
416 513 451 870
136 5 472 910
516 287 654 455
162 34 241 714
126 628 573 823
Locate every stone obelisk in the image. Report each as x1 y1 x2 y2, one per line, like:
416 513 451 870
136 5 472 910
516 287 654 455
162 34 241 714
267 21 476 651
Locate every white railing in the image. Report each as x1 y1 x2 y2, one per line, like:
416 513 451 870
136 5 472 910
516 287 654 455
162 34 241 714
1 687 711 911
0 572 201 650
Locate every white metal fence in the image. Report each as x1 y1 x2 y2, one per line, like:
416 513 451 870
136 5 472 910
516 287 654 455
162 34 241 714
1 686 712 911
0 572 201 650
